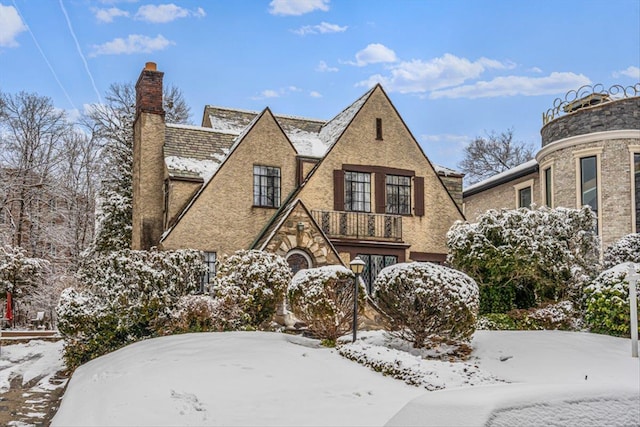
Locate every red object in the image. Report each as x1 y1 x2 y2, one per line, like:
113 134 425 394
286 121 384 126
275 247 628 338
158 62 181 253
5 292 12 321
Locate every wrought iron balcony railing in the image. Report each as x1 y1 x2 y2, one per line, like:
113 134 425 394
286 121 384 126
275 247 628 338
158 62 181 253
311 210 402 241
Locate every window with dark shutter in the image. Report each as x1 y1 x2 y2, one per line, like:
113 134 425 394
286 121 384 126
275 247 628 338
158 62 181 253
375 173 386 213
414 176 424 216
333 169 344 211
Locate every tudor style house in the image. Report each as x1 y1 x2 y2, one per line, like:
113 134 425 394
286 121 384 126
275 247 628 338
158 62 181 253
463 84 640 249
132 62 464 290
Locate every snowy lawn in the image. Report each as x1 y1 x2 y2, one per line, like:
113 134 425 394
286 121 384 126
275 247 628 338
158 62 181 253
51 330 640 427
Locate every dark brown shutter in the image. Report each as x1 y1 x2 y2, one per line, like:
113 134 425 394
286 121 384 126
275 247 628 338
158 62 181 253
333 169 344 211
375 173 386 213
414 176 424 217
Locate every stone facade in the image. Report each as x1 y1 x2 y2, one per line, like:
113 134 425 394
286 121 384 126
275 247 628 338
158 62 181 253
463 89 640 250
132 62 465 287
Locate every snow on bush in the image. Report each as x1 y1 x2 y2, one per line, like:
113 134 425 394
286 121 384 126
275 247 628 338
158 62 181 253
338 340 502 391
603 233 640 269
373 262 479 348
57 249 206 369
211 250 291 329
0 244 50 297
477 301 579 331
288 265 365 341
584 262 640 337
161 294 244 334
447 206 600 313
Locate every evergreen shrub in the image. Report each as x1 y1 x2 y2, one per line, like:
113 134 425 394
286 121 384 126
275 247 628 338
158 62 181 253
211 250 291 329
288 265 366 341
374 262 479 348
584 263 640 337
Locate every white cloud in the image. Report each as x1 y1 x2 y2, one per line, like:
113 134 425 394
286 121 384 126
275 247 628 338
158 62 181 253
356 53 513 93
261 90 280 98
612 66 640 80
316 60 338 72
293 21 347 35
269 0 329 15
90 34 174 56
350 43 397 67
309 91 322 98
429 72 592 99
135 4 205 23
95 7 129 23
0 4 27 47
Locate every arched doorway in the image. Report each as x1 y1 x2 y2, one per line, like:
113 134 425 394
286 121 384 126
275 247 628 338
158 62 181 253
286 249 312 274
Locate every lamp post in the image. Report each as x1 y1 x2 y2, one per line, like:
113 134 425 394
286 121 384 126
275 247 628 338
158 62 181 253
629 263 638 358
349 256 365 343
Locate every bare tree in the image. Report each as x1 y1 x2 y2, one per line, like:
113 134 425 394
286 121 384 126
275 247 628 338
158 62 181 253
0 91 69 253
87 82 190 252
459 129 535 185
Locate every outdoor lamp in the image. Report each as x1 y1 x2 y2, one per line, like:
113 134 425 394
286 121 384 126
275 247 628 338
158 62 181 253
349 256 366 343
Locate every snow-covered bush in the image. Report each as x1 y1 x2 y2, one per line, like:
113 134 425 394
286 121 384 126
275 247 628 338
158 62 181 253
288 265 365 340
373 262 479 348
160 295 238 334
57 249 206 369
447 206 600 313
603 233 640 269
584 263 640 337
211 250 291 329
0 244 50 298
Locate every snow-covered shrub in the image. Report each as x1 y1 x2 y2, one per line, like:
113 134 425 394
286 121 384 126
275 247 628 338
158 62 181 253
57 249 206 369
211 250 291 329
477 301 579 331
584 263 640 337
0 244 50 298
288 265 366 340
373 262 479 348
447 206 600 313
603 234 640 269
161 295 232 334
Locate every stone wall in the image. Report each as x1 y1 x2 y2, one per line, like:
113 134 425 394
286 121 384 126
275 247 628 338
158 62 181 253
541 97 640 146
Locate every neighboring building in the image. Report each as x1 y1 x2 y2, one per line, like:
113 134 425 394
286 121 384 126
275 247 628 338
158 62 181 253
132 62 464 291
463 84 640 249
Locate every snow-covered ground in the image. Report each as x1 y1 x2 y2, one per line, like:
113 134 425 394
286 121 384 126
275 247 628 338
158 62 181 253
50 330 639 426
0 340 65 393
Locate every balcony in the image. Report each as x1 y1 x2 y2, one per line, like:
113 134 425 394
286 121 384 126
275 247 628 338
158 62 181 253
311 210 403 242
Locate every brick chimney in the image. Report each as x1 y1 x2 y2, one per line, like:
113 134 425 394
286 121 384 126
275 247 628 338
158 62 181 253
135 62 165 118
132 62 166 250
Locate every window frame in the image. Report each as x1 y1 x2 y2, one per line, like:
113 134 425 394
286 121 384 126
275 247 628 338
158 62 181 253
385 174 411 215
201 251 217 292
344 171 371 213
573 147 602 236
253 165 281 208
513 179 534 209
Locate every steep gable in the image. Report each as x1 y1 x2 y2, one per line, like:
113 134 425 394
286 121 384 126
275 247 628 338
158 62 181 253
160 108 298 254
295 85 464 255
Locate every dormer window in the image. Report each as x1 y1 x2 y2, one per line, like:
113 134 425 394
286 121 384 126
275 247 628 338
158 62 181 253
376 118 383 140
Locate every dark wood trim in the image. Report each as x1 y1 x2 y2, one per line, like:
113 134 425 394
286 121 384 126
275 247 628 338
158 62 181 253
375 172 386 214
333 169 344 211
414 176 424 217
342 164 415 177
334 242 407 263
409 251 446 264
168 175 204 183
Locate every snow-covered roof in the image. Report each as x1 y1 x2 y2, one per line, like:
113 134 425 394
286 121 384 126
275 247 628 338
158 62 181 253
202 105 328 158
433 164 463 177
464 159 539 196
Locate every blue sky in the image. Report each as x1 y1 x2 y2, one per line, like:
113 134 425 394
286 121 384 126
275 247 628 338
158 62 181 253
1 0 639 170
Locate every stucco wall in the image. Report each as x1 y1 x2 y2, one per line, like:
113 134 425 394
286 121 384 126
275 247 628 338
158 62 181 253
297 87 464 257
161 110 298 255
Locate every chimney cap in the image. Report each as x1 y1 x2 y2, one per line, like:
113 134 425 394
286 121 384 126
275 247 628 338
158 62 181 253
144 62 157 71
